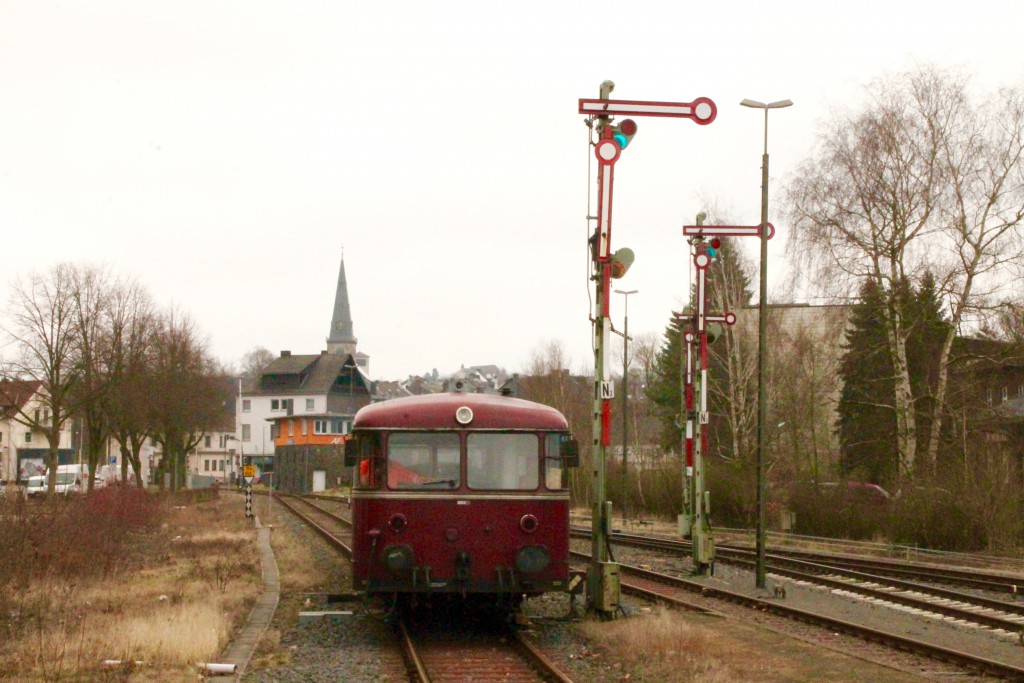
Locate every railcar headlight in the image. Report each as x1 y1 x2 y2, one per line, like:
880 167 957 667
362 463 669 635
515 545 550 574
455 406 474 425
381 544 415 573
519 514 539 533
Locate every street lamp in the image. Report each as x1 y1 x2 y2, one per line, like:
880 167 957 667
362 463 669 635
614 288 638 524
740 97 792 590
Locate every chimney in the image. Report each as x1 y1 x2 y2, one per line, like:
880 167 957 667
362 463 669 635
280 350 291 357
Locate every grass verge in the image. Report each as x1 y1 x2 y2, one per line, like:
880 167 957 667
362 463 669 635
0 489 261 682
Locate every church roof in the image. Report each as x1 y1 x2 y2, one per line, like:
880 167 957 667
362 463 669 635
327 257 357 346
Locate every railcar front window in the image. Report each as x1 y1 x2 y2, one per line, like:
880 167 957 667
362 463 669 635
467 433 539 490
387 432 460 489
544 433 568 490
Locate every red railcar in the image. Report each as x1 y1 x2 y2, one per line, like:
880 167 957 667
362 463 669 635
345 391 578 601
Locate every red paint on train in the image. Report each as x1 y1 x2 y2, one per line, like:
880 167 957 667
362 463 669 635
346 392 577 599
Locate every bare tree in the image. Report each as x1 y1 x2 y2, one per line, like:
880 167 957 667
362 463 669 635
68 265 115 491
146 309 228 490
240 346 275 379
2 264 88 495
105 280 156 486
519 340 593 506
787 67 1024 476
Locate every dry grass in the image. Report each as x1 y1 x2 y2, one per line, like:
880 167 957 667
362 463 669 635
0 492 261 682
578 607 924 683
266 517 326 593
579 608 741 682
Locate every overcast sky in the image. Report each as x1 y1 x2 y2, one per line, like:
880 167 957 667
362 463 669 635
1 1 1021 380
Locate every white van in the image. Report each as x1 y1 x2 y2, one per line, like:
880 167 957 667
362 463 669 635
25 475 46 498
43 465 88 496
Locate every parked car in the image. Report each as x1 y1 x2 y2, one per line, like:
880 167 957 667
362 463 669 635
25 475 46 498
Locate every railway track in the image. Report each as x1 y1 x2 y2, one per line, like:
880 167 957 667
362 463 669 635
397 614 574 683
276 494 578 683
572 527 1024 636
274 493 353 557
573 526 1024 592
567 549 1024 679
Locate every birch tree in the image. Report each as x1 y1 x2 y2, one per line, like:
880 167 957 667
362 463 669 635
788 67 1024 476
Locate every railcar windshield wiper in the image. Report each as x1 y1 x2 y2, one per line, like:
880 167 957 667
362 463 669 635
419 479 457 487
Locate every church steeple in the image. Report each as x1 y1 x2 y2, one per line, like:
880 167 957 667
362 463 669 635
326 255 357 356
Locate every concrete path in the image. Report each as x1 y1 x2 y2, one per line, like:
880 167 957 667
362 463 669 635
211 517 280 680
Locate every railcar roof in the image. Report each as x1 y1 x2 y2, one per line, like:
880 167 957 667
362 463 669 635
353 392 569 431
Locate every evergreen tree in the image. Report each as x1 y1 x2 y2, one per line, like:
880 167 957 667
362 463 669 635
837 279 898 483
905 271 951 461
837 274 951 485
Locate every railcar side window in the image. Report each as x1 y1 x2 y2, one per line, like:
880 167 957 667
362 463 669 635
387 432 460 489
544 433 568 490
467 433 539 490
356 433 382 489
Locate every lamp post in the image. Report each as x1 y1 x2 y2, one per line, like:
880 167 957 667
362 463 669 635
614 288 638 524
740 97 792 590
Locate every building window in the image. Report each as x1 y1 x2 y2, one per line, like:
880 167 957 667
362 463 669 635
204 460 210 472
34 409 40 423
24 432 31 444
287 421 294 437
204 435 212 448
301 420 307 436
242 399 251 412
242 424 251 442
1002 387 1009 403
271 399 280 411
306 398 314 411
271 423 280 439
314 419 348 435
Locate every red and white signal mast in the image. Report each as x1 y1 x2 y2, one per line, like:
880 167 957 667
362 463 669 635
679 217 774 574
579 81 715 616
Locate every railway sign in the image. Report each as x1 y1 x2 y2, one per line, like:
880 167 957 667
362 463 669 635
244 484 253 518
600 381 615 400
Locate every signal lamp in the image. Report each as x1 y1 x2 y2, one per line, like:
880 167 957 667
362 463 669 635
710 237 721 249
611 119 638 149
610 247 635 278
707 246 718 259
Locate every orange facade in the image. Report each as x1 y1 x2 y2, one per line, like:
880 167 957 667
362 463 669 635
270 416 351 448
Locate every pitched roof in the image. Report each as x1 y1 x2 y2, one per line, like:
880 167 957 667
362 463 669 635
247 352 369 397
0 380 42 419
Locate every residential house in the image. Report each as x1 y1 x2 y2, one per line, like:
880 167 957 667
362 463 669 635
0 380 75 482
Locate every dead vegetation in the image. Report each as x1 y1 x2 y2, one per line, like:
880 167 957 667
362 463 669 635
0 488 260 681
